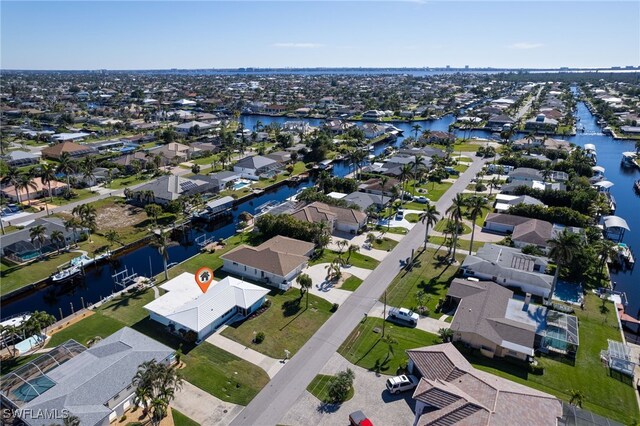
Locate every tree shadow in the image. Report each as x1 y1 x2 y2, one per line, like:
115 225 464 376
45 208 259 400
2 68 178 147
316 402 341 413
101 289 146 312
355 338 381 365
282 298 303 317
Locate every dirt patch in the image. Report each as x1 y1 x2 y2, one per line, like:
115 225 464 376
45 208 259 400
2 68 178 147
97 204 146 230
333 272 352 289
48 310 95 336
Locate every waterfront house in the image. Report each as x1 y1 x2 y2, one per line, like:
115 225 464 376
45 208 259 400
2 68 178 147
0 217 86 262
361 110 385 121
460 244 553 298
422 131 455 145
406 343 563 426
524 114 559 133
500 179 566 194
358 177 401 198
132 175 212 205
209 171 243 191
361 123 386 139
486 114 515 130
41 141 95 160
291 201 367 234
509 167 568 183
343 191 385 211
175 120 214 135
233 155 282 180
493 194 545 213
1 328 175 426
3 150 41 167
221 236 315 290
144 273 269 340
150 142 201 163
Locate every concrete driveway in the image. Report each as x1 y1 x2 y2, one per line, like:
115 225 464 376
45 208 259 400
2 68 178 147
171 381 243 426
280 352 415 426
296 264 373 305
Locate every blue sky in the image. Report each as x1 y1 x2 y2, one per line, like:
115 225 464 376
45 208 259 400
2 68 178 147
1 1 638 70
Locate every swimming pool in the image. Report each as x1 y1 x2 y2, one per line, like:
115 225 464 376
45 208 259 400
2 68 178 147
15 334 45 355
553 280 583 305
12 375 56 402
232 180 251 190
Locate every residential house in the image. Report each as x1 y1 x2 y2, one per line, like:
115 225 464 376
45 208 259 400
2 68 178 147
361 123 386 139
486 114 515 130
3 150 41 167
150 142 200 163
343 192 385 211
509 167 568 183
264 150 292 164
144 273 269 340
524 114 559 133
208 171 243 191
221 235 315 290
175 120 214 135
460 244 553 298
358 177 401 198
133 175 212 205
0 217 86 262
233 155 282 180
1 178 68 202
493 194 545 213
291 201 367 234
422 131 455 145
41 141 95 160
406 343 563 425
264 104 288 114
361 110 385 121
1 328 174 426
500 179 566 194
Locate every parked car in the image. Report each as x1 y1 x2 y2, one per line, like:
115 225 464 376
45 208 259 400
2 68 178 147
386 375 419 394
388 307 419 326
444 166 459 176
414 195 430 204
395 209 404 220
349 410 373 426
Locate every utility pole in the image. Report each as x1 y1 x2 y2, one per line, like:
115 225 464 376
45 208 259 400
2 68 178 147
382 291 387 337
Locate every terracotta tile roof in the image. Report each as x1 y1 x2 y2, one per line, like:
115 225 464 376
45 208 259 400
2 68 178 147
41 141 94 158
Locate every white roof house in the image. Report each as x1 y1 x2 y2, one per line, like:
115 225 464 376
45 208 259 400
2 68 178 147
144 272 269 340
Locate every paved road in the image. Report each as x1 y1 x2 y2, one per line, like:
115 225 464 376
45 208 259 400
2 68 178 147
230 154 490 426
514 86 543 120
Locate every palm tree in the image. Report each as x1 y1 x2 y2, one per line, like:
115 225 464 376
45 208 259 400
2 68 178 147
438 327 454 343
346 244 360 263
50 230 66 253
73 204 97 242
399 164 413 198
64 217 82 244
547 229 583 300
412 123 422 140
419 204 440 250
379 175 389 211
39 162 57 203
81 156 97 186
133 359 183 424
446 194 466 262
410 154 426 196
153 230 172 281
56 152 76 189
336 239 349 255
17 174 37 206
29 224 47 255
1 165 22 204
105 229 120 250
466 196 486 255
594 238 617 286
296 273 313 308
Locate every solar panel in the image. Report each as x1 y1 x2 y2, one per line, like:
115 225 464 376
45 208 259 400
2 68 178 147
180 181 198 191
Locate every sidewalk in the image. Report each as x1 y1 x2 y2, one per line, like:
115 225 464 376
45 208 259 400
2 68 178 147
206 329 284 378
172 380 243 426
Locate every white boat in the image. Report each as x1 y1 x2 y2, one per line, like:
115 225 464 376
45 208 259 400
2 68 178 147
621 152 638 168
0 312 30 329
51 264 81 283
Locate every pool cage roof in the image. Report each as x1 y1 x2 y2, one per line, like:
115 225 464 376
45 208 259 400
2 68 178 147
0 339 86 408
603 340 636 377
545 310 579 346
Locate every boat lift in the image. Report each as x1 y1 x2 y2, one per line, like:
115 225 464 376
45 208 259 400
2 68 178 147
195 233 217 248
112 266 139 289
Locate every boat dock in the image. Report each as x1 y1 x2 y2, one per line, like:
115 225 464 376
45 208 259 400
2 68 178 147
191 196 234 221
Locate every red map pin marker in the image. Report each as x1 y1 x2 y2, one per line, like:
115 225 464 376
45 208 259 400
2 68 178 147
195 267 214 293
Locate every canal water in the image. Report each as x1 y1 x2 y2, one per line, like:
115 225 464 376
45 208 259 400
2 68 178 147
3 105 638 319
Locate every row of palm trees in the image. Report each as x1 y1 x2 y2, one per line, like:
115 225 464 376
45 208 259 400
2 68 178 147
0 311 56 356
132 359 183 426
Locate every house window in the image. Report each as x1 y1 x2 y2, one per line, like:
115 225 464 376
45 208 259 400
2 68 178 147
233 262 238 266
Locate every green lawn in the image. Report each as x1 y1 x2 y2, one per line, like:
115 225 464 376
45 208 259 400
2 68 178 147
165 233 245 280
309 250 380 269
97 288 157 325
171 409 199 426
251 162 307 189
48 188 97 206
307 374 355 403
338 317 441 374
404 180 452 201
384 248 464 317
433 218 472 235
465 294 638 424
181 342 270 406
108 174 154 189
1 353 41 376
405 213 420 223
429 236 485 253
374 225 408 235
1 252 81 296
221 290 334 358
371 237 398 251
340 276 363 291
46 313 126 348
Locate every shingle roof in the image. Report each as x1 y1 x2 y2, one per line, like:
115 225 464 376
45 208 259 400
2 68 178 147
20 328 173 426
291 201 367 226
408 343 562 426
221 236 314 277
512 219 553 246
235 155 278 169
41 141 94 158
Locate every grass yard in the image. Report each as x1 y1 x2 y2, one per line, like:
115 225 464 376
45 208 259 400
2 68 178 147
309 250 380 270
1 252 81 296
180 342 269 406
433 218 472 235
429 236 485 253
108 174 154 190
340 275 363 291
221 289 334 358
1 353 41 376
383 248 464 317
251 162 307 189
165 233 245 280
405 213 420 223
46 313 126 348
171 409 199 426
338 317 441 374
405 180 452 201
97 288 157 325
374 225 408 235
48 188 97 206
371 237 398 251
466 294 638 424
306 374 355 403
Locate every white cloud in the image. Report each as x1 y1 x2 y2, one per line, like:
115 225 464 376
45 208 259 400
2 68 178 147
272 43 324 48
509 42 544 50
